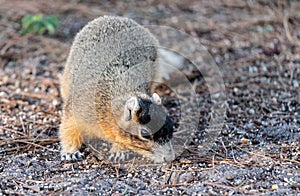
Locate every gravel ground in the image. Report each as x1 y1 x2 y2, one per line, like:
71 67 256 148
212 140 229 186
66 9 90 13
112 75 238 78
0 0 299 195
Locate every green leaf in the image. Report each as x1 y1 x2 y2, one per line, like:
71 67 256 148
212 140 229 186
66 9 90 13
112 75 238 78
21 15 34 29
45 22 55 34
37 26 47 35
19 13 60 36
33 21 44 34
45 15 60 28
32 14 43 22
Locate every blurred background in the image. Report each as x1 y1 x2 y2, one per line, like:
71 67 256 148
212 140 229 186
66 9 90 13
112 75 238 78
0 0 299 195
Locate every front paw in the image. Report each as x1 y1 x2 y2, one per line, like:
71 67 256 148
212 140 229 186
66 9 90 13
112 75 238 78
61 151 84 161
108 151 135 163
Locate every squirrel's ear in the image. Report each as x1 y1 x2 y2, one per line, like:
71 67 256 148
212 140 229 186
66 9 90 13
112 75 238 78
124 97 140 121
151 93 161 105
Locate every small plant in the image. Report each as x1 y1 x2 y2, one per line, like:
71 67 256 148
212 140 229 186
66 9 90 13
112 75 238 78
257 24 274 34
20 14 60 35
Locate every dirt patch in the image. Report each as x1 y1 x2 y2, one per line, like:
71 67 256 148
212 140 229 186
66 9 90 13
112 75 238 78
0 0 299 195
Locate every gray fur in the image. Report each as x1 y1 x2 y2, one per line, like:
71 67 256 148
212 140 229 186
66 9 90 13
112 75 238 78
66 16 159 124
62 16 175 163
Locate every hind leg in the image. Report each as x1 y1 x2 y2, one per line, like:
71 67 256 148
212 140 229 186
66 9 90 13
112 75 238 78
59 107 84 161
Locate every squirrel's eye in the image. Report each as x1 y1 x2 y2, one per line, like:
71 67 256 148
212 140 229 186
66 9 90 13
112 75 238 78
140 129 151 139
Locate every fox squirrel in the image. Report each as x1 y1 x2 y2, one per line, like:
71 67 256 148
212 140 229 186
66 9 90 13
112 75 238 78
59 16 175 163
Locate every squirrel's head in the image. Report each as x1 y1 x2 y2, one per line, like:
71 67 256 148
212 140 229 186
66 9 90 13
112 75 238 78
117 93 175 163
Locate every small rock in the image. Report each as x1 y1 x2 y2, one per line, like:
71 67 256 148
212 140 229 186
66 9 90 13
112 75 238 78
241 138 250 143
272 184 278 190
293 80 299 87
226 175 234 181
179 159 192 164
248 108 255 115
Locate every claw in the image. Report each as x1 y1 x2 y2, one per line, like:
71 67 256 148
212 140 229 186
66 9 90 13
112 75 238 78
108 151 135 163
61 151 84 161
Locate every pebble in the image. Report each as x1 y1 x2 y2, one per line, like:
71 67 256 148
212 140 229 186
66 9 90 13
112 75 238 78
226 175 234 181
248 108 255 114
241 138 250 143
293 80 299 87
272 184 278 190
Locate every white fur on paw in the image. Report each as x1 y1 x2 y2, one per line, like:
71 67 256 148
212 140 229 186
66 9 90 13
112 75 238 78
61 151 84 161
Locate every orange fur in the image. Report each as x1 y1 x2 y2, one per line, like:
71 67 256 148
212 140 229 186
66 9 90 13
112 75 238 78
59 109 83 154
59 100 152 156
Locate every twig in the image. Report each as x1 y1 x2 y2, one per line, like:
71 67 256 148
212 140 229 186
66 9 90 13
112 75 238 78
19 116 27 135
204 182 242 191
283 13 294 43
1 127 28 137
15 91 56 100
0 34 31 56
0 137 60 152
161 167 214 173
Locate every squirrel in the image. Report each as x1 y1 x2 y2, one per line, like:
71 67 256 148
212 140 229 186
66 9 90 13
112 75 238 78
59 16 175 163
